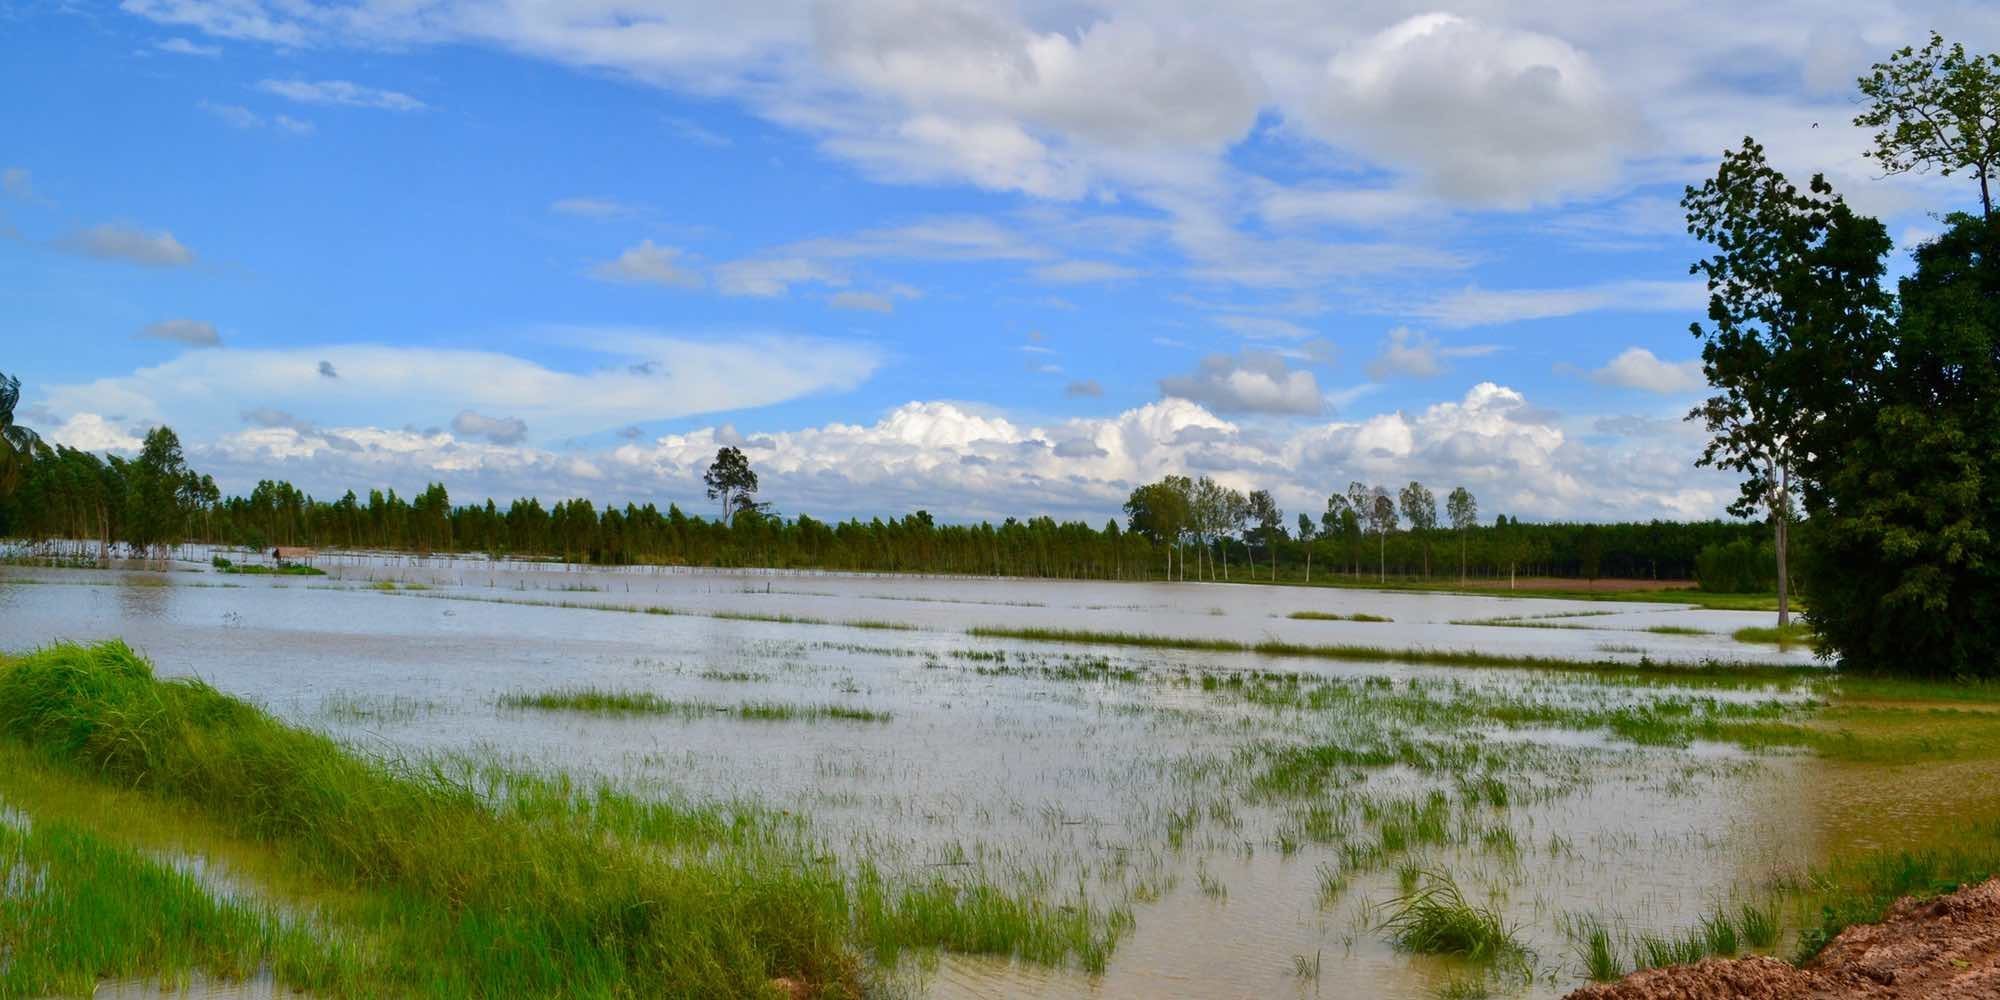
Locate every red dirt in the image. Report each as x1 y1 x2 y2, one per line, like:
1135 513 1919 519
1564 878 2000 999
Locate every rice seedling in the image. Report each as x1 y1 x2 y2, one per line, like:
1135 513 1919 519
1738 901 1778 949
1433 977 1491 1000
1644 625 1706 636
1292 949 1322 981
499 687 891 722
1376 869 1523 964
1699 907 1740 955
1288 611 1393 623
1632 929 1707 970
1734 623 1816 646
1575 918 1622 981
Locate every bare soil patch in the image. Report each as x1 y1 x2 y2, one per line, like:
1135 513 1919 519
1565 878 2000 999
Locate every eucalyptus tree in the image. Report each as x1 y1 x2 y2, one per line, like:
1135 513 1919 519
1296 512 1315 582
1245 489 1283 580
1446 486 1477 584
1320 493 1352 578
1398 481 1437 577
1366 486 1398 582
1856 32 2000 218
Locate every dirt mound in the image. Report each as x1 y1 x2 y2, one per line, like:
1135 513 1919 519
1564 879 2000 1000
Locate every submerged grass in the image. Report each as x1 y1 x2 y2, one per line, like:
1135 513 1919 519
1287 611 1393 623
498 687 891 722
0 641 1116 996
1735 623 1817 646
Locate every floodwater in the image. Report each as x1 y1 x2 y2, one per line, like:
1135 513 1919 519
0 551 1938 1000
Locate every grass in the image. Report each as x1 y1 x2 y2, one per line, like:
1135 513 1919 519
1288 611 1393 623
0 818 353 998
1644 625 1707 636
218 563 325 576
0 641 1119 996
499 687 891 722
964 625 1811 681
1576 919 1622 981
1376 869 1523 964
1735 622 1817 646
1794 817 2000 960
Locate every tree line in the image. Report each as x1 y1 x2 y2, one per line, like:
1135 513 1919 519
0 419 1770 586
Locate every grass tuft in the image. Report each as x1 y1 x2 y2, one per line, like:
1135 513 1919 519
1377 869 1523 964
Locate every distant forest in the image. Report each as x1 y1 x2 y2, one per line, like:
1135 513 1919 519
0 425 1775 588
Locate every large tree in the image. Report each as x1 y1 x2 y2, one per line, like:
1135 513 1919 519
1683 138 1893 629
1366 486 1398 582
0 372 45 498
1856 32 2000 219
702 447 760 527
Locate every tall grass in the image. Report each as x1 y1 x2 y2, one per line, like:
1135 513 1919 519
0 641 1117 996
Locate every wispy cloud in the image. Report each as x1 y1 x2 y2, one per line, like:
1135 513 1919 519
139 319 222 348
256 79 426 112
55 223 196 267
591 240 702 288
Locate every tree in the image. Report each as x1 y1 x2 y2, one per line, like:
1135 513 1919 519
1320 493 1352 577
1856 32 2000 218
1366 486 1398 582
1398 481 1437 577
703 447 759 527
126 426 191 560
1223 487 1248 581
1245 489 1283 580
1683 138 1892 629
1446 486 1477 584
1125 477 1191 580
0 372 45 498
1345 481 1371 578
1296 512 1315 583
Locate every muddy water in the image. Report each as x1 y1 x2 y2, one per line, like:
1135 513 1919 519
0 558 1894 999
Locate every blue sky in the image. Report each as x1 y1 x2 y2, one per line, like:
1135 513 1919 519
3 2 1993 523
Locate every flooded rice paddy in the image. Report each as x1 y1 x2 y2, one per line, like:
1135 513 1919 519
2 551 1988 998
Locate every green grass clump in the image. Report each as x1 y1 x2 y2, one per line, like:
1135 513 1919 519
0 641 1099 996
0 819 353 998
1738 901 1778 949
218 563 325 576
1644 625 1706 636
1576 919 1622 981
1734 622 1817 646
1377 870 1523 964
1288 611 1393 622
499 687 891 722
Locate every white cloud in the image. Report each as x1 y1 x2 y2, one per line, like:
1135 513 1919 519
1030 259 1140 284
160 384 1738 522
255 79 426 112
714 257 841 297
55 223 196 267
139 319 221 348
1306 14 1635 206
828 290 894 313
1064 379 1103 399
47 413 144 453
592 240 702 288
156 36 221 56
1366 327 1499 380
1416 279 1706 328
550 197 639 219
1159 351 1322 415
1585 347 1705 394
451 409 529 445
40 334 881 446
3 167 35 200
1214 314 1313 341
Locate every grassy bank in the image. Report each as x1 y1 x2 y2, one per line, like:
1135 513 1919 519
0 641 1125 997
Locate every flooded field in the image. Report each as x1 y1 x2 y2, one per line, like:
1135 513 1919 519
3 552 1993 999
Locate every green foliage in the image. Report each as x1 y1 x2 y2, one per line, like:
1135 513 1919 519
1695 538 1776 593
1376 869 1523 964
1855 31 2000 218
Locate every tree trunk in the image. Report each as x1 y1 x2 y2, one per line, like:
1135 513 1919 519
1378 532 1386 583
1775 465 1791 630
1305 547 1311 583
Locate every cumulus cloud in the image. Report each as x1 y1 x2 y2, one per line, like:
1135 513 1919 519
1585 347 1705 394
169 384 1738 523
1308 14 1634 206
1159 351 1321 416
592 240 702 288
256 79 426 111
47 413 143 453
139 319 221 348
55 223 196 267
451 410 529 445
40 334 882 446
1366 327 1499 380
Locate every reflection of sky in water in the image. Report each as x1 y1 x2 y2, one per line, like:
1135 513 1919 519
0 558 1892 1000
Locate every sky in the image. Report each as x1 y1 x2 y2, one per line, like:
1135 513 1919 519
3 1 1996 526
